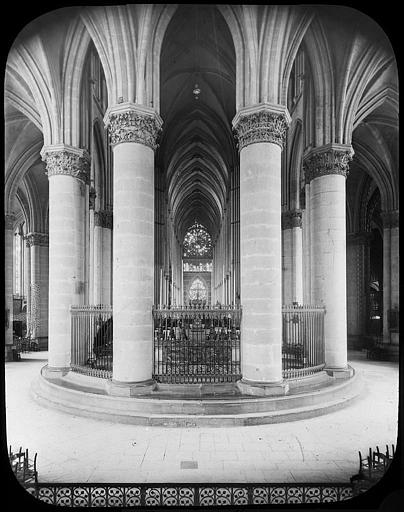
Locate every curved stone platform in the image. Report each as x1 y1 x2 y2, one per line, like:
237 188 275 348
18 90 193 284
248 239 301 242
31 366 363 427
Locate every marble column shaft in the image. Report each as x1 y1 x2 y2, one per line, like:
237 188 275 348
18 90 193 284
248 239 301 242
282 210 303 304
41 145 89 370
26 233 49 340
104 103 162 385
381 210 399 343
4 213 16 357
93 210 113 305
233 103 290 385
303 144 353 370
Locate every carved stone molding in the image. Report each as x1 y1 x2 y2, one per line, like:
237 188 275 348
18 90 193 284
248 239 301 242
381 210 399 229
26 232 49 247
94 210 113 230
303 144 354 183
104 103 163 150
282 210 302 230
4 212 16 230
232 103 291 151
41 145 90 185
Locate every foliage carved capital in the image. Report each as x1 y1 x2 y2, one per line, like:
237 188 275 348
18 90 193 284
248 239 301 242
282 210 302 230
104 103 162 150
4 212 16 230
41 145 90 185
94 210 113 229
233 103 291 151
381 210 399 229
26 232 49 247
303 144 354 183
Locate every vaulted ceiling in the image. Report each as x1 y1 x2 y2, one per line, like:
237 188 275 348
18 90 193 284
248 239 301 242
158 4 236 242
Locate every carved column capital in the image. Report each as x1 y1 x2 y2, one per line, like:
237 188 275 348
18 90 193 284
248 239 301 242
232 103 291 151
25 232 49 247
41 145 91 185
381 210 399 229
4 212 16 230
282 210 302 230
89 187 97 210
303 144 354 183
94 210 113 229
347 231 373 246
104 103 163 150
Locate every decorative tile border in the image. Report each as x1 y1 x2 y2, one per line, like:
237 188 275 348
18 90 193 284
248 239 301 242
26 482 354 506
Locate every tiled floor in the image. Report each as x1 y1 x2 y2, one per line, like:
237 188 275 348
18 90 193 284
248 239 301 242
5 351 398 483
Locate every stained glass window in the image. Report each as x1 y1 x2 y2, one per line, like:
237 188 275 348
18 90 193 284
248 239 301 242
189 277 207 301
183 222 212 258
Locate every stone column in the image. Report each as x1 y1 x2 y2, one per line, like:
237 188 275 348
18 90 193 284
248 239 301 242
41 145 89 375
26 233 49 347
233 103 290 395
303 144 353 376
381 210 399 347
346 232 371 349
5 213 16 361
88 187 96 304
24 238 31 336
104 103 162 395
302 182 312 303
93 210 113 305
282 210 303 304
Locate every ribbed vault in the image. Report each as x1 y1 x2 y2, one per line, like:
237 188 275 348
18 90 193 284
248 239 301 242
158 4 236 243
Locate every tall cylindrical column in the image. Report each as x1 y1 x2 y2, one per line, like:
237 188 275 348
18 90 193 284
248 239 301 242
5 213 16 360
303 144 353 374
346 232 371 348
381 210 399 347
27 233 49 345
93 210 113 305
104 103 162 394
233 103 290 395
281 210 303 304
302 183 311 303
41 145 89 373
24 237 31 337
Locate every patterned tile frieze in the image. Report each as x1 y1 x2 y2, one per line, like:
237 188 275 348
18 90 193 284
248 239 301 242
30 483 353 507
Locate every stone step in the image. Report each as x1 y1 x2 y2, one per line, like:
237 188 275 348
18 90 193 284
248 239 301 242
31 367 363 427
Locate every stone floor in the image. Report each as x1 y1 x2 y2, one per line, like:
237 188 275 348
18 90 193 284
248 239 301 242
5 350 399 484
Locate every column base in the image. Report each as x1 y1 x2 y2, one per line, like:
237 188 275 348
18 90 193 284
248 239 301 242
5 345 14 362
42 365 71 380
105 379 157 397
237 378 289 397
325 365 354 379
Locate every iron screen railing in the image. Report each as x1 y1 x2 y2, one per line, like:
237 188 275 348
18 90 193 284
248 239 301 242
70 305 113 379
69 303 325 382
152 305 242 384
282 303 326 379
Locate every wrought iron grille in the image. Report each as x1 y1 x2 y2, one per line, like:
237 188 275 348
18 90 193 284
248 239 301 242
282 304 326 379
70 305 113 379
27 482 353 507
152 305 242 384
